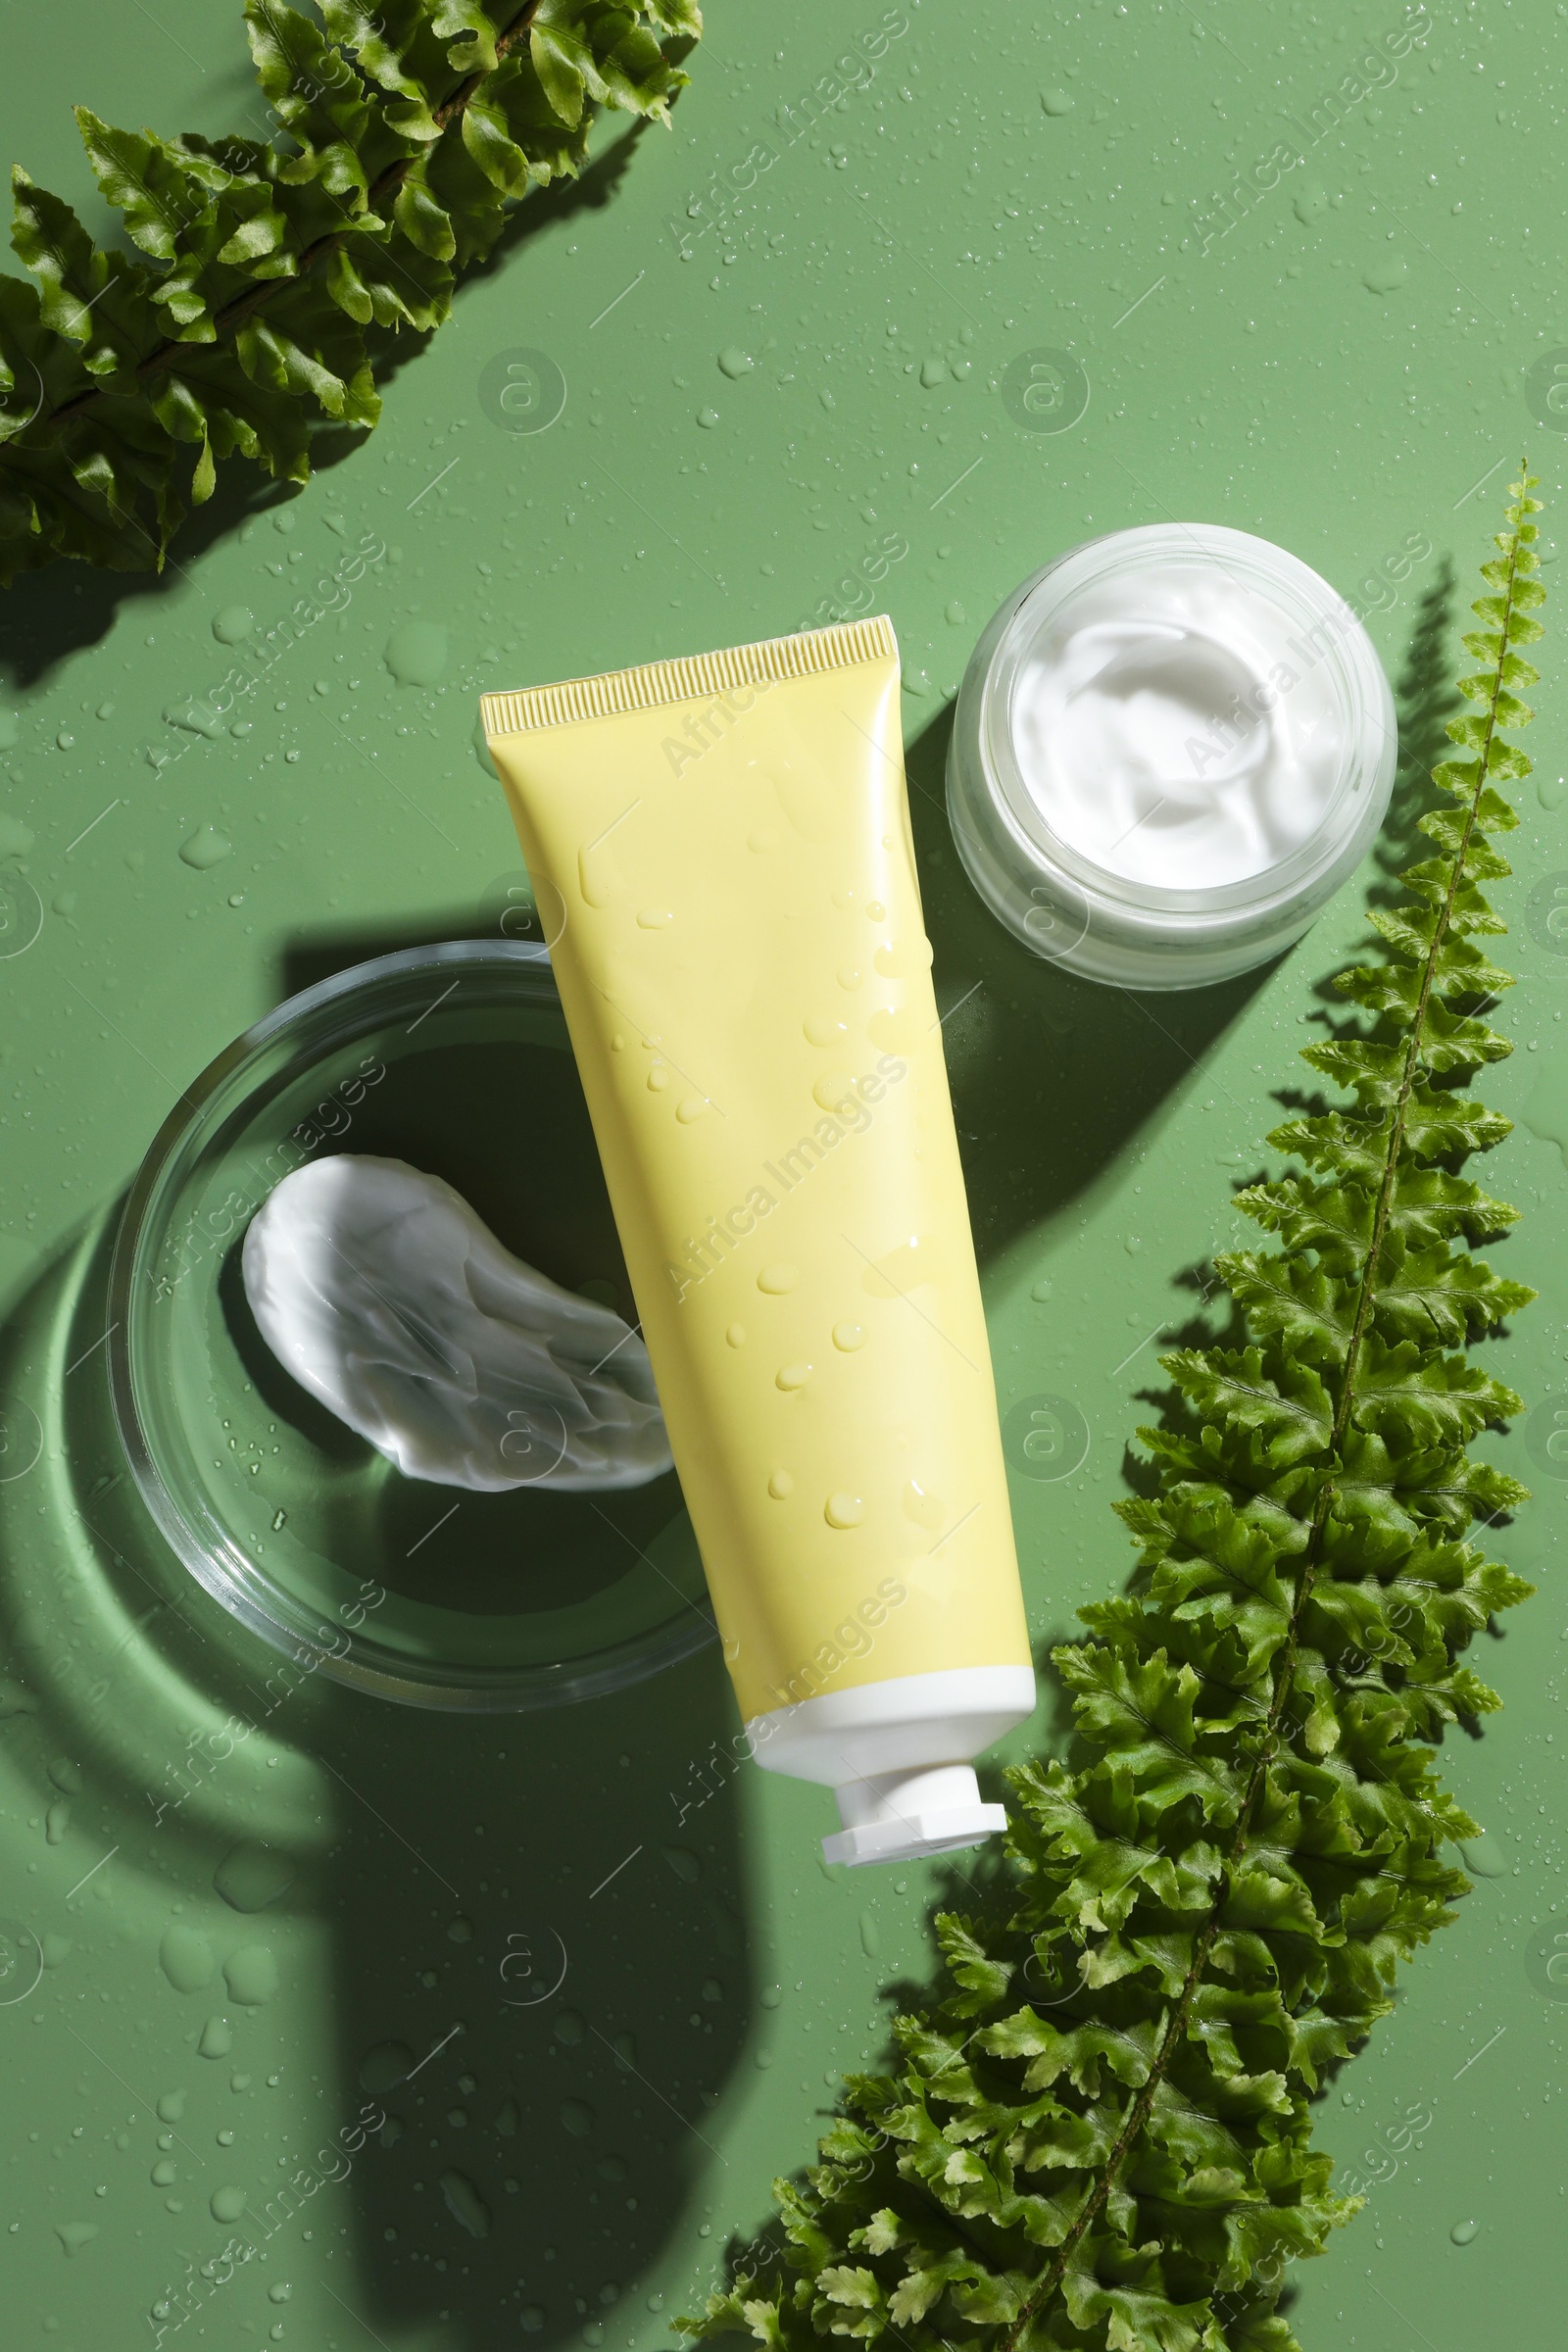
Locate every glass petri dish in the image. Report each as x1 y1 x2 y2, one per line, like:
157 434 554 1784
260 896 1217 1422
107 940 714 1711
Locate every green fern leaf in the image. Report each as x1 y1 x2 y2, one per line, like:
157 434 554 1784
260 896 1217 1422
0 0 697 579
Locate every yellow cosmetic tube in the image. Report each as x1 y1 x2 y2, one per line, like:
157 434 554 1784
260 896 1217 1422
481 616 1035 1864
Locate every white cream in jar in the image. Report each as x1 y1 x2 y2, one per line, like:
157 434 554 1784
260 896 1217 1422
948 524 1397 988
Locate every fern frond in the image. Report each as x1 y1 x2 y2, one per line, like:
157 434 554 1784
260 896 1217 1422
682 475 1543 2352
0 0 696 581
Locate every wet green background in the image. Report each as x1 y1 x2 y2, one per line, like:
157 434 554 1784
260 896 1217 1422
2 0 1566 2344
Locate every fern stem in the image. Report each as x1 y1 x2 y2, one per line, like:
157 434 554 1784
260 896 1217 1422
39 0 545 434
996 490 1530 2352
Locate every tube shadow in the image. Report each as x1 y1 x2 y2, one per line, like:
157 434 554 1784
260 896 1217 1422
0 1123 746 2352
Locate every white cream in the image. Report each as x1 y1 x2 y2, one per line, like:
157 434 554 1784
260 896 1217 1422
1010 557 1347 892
241 1155 670 1493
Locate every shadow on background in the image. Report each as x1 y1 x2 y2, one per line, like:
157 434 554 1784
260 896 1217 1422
275 900 530 1004
1370 559 1461 897
901 707 1276 1264
0 1127 748 2352
0 116 665 693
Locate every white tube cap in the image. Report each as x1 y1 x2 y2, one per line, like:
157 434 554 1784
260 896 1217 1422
822 1763 1007 1868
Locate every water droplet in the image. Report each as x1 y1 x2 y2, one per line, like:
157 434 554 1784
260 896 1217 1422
676 1096 707 1122
214 1840 294 1913
198 2016 232 2060
271 1508 286 1532
560 2098 595 2138
222 1945 278 2007
95 702 115 720
919 359 948 389
440 2169 490 2237
725 1323 747 1351
156 2090 185 2123
359 2040 414 2093
696 407 720 429
210 2185 246 2223
384 621 448 687
447 1915 473 1943
159 1925 215 1995
1457 1838 1507 1880
767 1469 793 1498
1449 2217 1479 2245
44 1798 70 1844
662 1847 701 1883
1042 87 1074 115
832 1323 866 1351
858 1911 881 1957
55 2221 98 2256
776 1363 811 1391
552 2009 586 2045
1030 1276 1053 1301
521 2306 545 2332
179 826 231 870
55 729 75 752
647 1063 670 1091
825 1493 865 1529
758 1264 799 1294
212 606 254 645
903 1480 945 1531
804 1013 848 1046
268 2281 292 2304
717 347 754 379
813 1072 858 1113
151 2159 177 2186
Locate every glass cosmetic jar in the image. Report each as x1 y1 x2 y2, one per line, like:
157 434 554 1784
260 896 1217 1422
108 940 714 1711
946 523 1397 990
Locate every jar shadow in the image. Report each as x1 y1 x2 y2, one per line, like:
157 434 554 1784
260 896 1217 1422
903 703 1278 1267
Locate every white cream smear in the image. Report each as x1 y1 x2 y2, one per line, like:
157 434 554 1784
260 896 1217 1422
242 1155 670 1493
1011 559 1347 891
